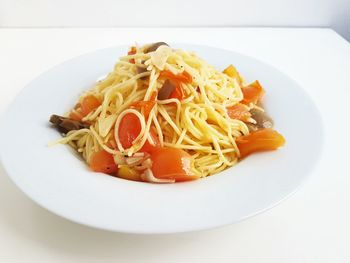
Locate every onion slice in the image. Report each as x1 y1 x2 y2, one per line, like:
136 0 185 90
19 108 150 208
141 169 175 184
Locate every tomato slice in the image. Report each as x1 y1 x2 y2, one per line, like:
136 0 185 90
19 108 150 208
227 103 251 121
159 70 192 84
140 127 160 153
118 113 141 149
236 129 285 158
90 150 118 174
178 71 192 83
69 110 83 121
159 71 189 101
130 101 156 119
169 82 184 100
241 80 265 105
117 113 160 152
127 46 136 63
149 90 158 101
150 148 199 182
130 91 158 119
81 95 101 116
68 95 100 121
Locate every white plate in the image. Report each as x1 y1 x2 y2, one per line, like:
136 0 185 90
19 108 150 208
0 44 323 234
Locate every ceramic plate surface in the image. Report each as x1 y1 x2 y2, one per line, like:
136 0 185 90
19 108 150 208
0 44 323 233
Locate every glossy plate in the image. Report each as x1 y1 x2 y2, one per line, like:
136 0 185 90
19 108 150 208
0 44 323 234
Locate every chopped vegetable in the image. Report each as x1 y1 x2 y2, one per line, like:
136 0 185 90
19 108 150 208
150 148 199 182
227 103 251 121
113 151 126 165
117 166 141 181
118 113 141 149
144 42 169 53
158 70 191 101
130 91 157 119
170 82 184 100
249 108 274 129
69 95 101 121
150 46 172 70
81 95 101 116
90 150 118 174
223 64 242 84
125 155 145 166
127 46 137 63
241 81 265 105
134 158 153 171
160 70 192 84
178 71 192 83
118 113 160 152
236 129 285 158
130 100 156 119
158 79 185 101
69 110 83 121
149 90 158 101
139 128 160 153
141 169 175 183
158 80 176 100
136 66 148 75
50 114 89 134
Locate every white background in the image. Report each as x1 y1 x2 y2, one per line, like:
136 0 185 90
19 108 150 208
0 0 349 40
0 27 350 262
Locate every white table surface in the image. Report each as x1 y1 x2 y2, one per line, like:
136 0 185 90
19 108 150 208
0 28 349 263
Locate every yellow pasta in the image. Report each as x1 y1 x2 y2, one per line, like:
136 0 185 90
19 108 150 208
50 42 285 182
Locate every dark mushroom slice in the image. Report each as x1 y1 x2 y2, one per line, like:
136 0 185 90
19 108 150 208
135 60 149 80
158 80 176 100
49 114 90 134
136 64 149 80
136 66 148 75
144 42 169 53
249 108 274 129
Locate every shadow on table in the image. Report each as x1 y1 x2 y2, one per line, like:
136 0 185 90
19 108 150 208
0 162 235 259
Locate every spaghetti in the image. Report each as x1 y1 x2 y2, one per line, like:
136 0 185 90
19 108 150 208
50 42 285 183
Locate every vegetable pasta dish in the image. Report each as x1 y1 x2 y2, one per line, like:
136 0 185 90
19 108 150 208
49 42 285 183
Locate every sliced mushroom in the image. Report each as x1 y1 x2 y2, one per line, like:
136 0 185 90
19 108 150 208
136 65 149 80
136 66 148 75
249 108 274 129
158 80 176 100
135 59 149 80
49 114 89 134
144 42 169 53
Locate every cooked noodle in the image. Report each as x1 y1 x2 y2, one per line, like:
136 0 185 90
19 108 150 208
52 43 259 177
